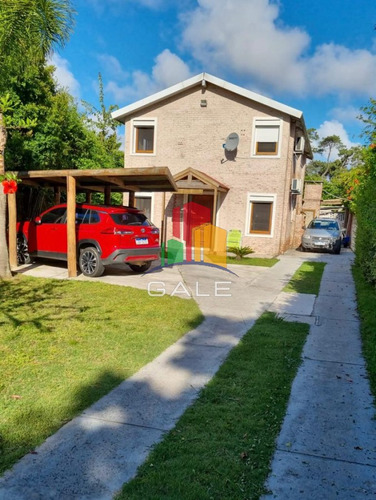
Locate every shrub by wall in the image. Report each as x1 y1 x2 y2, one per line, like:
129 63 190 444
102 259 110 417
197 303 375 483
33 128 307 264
355 148 376 286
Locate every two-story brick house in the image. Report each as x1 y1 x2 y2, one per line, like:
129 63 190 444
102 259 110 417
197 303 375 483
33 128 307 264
112 73 312 256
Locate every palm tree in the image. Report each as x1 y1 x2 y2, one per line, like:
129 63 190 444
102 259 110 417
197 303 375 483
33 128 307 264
0 0 75 278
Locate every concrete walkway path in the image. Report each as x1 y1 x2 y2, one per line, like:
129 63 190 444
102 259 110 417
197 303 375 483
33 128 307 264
263 250 376 499
0 253 307 500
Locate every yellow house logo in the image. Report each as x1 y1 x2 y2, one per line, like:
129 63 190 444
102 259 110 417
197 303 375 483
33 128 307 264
155 201 234 274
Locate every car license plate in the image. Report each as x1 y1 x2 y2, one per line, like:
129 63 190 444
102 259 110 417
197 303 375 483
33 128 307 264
136 238 148 245
314 242 325 246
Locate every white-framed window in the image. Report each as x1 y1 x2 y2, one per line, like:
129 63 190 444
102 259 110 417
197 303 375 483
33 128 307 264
251 118 281 157
131 118 157 155
134 192 154 221
246 194 276 237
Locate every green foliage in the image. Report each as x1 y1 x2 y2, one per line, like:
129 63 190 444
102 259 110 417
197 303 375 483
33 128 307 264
354 148 376 286
353 264 376 401
352 101 376 286
227 245 254 259
227 256 279 267
82 73 121 148
283 261 326 295
306 128 365 203
0 0 75 78
0 172 20 183
4 64 123 171
359 98 376 143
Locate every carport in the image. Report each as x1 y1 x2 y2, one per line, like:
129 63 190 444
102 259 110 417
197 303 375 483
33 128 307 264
7 167 177 277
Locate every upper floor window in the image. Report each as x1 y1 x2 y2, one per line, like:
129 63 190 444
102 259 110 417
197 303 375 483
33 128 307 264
252 119 281 157
132 118 156 155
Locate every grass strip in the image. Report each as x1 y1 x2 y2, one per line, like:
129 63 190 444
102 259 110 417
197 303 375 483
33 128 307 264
118 312 309 500
227 257 279 267
283 261 326 294
352 264 376 400
0 275 203 474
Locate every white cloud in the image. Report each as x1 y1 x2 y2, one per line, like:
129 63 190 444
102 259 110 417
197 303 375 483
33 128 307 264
309 44 376 96
97 54 129 80
87 0 166 14
181 0 309 94
316 120 359 152
105 49 192 103
330 105 360 124
48 53 80 98
151 49 192 88
180 0 376 97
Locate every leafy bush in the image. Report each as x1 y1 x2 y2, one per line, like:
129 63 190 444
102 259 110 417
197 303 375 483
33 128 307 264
227 245 254 260
355 148 376 286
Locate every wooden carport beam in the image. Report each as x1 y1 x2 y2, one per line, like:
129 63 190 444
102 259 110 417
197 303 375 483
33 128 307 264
67 175 77 278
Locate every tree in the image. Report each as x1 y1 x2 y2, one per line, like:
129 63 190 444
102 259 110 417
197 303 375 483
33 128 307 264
82 73 123 169
306 134 344 180
358 98 376 143
305 129 365 202
0 0 75 278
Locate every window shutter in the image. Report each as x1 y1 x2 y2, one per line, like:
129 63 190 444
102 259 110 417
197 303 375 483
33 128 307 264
256 125 279 143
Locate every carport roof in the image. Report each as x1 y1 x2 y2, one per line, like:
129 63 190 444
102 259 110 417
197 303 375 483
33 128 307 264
13 167 177 193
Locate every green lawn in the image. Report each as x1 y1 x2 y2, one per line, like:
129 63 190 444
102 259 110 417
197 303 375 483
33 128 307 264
0 275 203 474
283 261 326 294
118 313 309 500
227 257 279 267
353 264 376 400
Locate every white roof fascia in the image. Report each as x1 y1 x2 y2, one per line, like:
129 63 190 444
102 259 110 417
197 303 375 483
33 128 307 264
203 73 302 120
111 73 205 122
111 72 303 122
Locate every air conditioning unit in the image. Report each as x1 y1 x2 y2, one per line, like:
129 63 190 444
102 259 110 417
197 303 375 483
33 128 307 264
291 178 302 194
294 136 305 154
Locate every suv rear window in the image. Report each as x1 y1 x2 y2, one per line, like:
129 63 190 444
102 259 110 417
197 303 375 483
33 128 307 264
110 212 151 226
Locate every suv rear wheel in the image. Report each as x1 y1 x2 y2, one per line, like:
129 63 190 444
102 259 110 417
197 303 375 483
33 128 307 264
17 234 31 265
79 247 105 277
128 262 152 273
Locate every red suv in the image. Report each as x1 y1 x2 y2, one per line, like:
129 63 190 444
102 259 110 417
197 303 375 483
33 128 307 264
16 203 160 277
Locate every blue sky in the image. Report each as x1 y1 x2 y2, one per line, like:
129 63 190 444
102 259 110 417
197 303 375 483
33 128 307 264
50 0 376 149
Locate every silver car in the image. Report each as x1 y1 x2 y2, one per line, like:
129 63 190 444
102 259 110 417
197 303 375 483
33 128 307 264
302 218 342 254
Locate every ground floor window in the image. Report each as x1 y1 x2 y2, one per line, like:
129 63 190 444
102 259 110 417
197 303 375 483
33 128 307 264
247 194 276 236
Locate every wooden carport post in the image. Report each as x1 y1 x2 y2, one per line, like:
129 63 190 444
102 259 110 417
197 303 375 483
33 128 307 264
67 175 77 277
211 187 218 250
8 192 17 269
104 186 111 205
128 191 135 207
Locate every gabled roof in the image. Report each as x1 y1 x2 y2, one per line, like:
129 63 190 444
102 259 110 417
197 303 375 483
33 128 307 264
112 72 303 122
174 167 229 193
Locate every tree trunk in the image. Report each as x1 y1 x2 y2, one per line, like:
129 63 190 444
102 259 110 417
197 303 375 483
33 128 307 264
0 111 11 279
